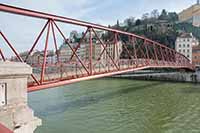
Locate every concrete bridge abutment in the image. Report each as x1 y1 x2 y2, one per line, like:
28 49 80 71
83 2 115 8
0 61 41 133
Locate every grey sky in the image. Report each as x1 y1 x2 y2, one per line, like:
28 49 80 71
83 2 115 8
0 0 197 57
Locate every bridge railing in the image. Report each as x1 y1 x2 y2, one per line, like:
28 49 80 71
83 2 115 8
0 4 195 91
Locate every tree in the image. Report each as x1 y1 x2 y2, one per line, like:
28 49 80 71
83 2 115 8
124 17 135 27
135 19 142 26
116 19 120 29
159 9 168 20
151 9 159 19
168 12 178 22
142 13 150 20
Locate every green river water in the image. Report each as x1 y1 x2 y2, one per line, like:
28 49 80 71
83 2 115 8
28 79 200 133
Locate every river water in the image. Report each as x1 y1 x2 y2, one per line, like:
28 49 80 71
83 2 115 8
28 79 200 133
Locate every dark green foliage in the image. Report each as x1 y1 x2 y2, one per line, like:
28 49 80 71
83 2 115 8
174 22 200 40
158 9 168 20
135 19 142 26
108 9 199 49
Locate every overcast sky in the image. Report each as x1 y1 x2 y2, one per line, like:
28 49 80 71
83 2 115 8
0 0 197 57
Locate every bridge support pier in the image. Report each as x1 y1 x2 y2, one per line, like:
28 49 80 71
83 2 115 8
0 62 41 133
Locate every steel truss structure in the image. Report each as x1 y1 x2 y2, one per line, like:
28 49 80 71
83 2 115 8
0 4 194 92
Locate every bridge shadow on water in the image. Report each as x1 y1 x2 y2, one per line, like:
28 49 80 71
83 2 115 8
38 82 162 117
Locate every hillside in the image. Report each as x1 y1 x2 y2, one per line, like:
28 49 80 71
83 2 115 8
110 9 200 49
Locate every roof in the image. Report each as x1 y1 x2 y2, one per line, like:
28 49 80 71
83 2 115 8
193 45 200 52
59 43 78 50
178 33 193 38
32 50 55 57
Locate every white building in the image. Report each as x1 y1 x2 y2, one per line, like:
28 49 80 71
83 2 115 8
175 33 199 62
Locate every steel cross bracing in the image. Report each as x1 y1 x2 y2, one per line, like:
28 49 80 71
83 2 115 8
0 4 195 92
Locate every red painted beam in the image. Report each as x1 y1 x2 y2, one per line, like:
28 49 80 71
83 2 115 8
0 123 13 133
28 66 150 92
27 65 193 92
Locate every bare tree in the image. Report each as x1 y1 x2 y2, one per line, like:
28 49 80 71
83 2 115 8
142 13 150 20
151 9 159 19
124 17 135 27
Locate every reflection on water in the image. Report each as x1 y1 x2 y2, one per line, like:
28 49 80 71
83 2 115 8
28 79 200 133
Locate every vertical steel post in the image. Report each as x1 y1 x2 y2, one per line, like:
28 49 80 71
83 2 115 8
115 33 119 68
50 20 59 63
168 49 174 65
160 46 165 65
89 27 93 75
40 21 51 84
144 40 150 65
132 37 138 67
113 34 116 61
165 48 170 66
153 43 159 65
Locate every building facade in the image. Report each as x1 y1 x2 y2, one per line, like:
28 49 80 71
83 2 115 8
175 33 199 62
192 45 200 67
58 41 123 63
58 43 75 63
178 0 200 27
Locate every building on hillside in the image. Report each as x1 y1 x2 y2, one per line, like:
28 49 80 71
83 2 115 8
58 41 123 63
147 20 173 33
32 50 56 65
10 50 57 66
45 50 56 64
175 33 199 62
178 0 200 27
29 51 42 65
101 41 123 61
58 43 74 62
10 50 36 64
192 45 200 67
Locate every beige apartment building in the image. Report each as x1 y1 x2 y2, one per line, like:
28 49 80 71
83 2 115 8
178 0 200 27
58 41 122 62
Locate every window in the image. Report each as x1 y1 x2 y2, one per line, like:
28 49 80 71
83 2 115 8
187 44 190 47
187 55 190 58
183 44 185 47
179 44 181 47
183 49 185 53
187 49 190 53
187 39 190 42
179 50 181 53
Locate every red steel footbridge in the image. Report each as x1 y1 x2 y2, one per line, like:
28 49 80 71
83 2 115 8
0 4 195 92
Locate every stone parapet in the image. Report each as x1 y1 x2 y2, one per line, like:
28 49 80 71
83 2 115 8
0 61 41 133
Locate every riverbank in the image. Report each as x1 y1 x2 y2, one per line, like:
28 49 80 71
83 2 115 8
111 70 200 83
